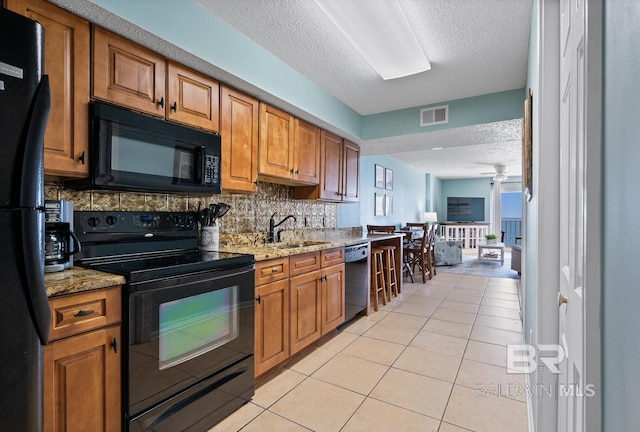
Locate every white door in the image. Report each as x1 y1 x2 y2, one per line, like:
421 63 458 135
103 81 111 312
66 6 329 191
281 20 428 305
558 0 587 430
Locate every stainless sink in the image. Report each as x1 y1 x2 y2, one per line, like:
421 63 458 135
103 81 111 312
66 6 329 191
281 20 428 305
270 241 329 249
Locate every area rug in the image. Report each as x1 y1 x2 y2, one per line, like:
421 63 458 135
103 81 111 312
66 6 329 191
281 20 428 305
437 252 520 279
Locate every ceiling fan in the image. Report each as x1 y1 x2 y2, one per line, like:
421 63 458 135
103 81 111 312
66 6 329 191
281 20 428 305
480 164 509 182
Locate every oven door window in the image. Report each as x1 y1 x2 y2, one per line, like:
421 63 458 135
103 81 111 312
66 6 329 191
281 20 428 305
159 286 238 370
128 267 254 416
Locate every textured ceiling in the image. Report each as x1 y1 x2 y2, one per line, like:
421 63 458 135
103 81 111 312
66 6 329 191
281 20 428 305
195 0 532 179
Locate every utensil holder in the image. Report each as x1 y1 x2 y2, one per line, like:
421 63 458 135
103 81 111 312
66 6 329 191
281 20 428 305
200 226 219 251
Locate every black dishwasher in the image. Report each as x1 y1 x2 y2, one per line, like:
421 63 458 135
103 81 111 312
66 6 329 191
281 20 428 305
341 243 370 324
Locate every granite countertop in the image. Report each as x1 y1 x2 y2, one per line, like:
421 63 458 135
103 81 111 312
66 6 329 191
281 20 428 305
220 233 404 261
44 233 404 297
45 267 126 298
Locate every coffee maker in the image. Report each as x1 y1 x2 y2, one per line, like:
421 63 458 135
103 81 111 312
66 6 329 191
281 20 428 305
44 200 81 273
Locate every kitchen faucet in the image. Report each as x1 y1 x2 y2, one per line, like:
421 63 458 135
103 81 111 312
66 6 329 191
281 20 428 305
268 212 296 243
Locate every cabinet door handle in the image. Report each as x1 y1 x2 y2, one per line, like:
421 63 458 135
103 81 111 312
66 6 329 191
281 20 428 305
295 169 299 176
74 309 93 317
171 101 177 112
271 268 279 273
78 151 86 165
256 295 261 304
110 337 118 353
157 97 165 108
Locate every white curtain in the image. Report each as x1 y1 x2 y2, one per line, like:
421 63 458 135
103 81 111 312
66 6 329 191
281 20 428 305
492 180 502 237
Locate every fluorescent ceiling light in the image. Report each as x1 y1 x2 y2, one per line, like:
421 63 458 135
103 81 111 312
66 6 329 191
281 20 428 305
314 0 430 80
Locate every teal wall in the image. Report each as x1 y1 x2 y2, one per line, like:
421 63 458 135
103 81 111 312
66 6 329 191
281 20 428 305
440 178 492 223
430 175 443 218
362 89 525 139
603 0 640 430
357 155 426 230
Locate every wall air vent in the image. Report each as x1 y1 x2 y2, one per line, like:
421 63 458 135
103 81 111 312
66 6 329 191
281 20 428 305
420 105 449 127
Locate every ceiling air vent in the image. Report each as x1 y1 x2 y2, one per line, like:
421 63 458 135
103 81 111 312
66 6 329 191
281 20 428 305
420 105 449 127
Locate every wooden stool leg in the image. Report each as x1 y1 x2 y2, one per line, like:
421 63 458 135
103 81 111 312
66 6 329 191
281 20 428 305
388 248 398 298
380 246 398 300
370 250 386 312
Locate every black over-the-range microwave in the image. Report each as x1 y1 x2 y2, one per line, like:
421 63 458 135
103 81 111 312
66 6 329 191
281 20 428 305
66 102 221 195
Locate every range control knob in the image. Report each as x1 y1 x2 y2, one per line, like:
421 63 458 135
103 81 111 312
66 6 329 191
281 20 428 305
184 214 195 226
87 216 100 227
105 215 118 225
172 215 183 225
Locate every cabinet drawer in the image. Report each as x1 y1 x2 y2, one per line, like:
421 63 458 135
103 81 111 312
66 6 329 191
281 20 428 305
289 252 321 276
48 286 122 342
255 257 290 286
321 247 344 267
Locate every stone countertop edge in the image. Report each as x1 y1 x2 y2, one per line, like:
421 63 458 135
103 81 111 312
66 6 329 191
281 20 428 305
220 233 405 261
45 268 126 298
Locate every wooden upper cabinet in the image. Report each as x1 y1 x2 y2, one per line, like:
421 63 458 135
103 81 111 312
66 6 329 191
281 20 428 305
259 103 295 181
295 133 360 202
220 85 258 193
258 103 320 185
342 139 360 202
318 130 344 201
92 28 220 133
92 26 166 117
166 61 219 131
293 118 321 184
7 0 90 177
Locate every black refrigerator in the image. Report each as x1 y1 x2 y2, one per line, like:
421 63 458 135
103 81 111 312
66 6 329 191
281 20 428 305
0 7 52 432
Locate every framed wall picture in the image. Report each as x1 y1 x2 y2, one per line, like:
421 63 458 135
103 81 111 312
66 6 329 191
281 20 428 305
385 168 393 190
523 88 533 201
375 193 384 216
384 195 393 216
375 164 385 188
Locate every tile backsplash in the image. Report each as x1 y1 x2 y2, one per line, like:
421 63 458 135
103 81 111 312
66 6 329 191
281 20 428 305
45 180 338 234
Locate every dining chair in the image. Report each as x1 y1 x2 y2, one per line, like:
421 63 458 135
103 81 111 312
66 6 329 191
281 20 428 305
403 224 430 283
366 225 396 234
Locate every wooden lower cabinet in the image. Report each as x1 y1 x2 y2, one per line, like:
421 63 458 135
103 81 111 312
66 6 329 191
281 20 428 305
321 263 346 335
254 278 290 377
44 286 122 432
289 270 322 355
254 249 345 377
44 325 121 432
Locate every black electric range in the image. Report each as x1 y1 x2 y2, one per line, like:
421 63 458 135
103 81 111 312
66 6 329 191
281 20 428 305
73 210 254 282
74 211 256 432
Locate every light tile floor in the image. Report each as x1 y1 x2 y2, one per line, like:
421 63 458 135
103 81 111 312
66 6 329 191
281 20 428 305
210 272 528 432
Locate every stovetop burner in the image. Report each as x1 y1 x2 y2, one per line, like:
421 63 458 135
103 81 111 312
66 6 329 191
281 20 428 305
74 211 254 282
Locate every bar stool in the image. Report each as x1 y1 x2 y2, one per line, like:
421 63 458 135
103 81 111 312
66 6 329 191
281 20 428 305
370 249 386 312
366 225 400 296
378 245 398 300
